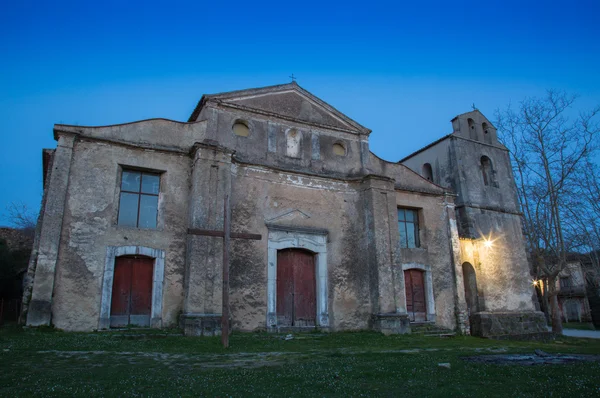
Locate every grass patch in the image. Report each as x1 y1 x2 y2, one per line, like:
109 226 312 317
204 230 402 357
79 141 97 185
2 326 600 397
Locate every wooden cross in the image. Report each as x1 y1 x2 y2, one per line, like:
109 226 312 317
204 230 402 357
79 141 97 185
187 195 262 348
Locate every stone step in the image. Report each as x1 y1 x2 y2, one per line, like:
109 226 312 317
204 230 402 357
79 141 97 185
423 332 456 338
410 322 455 336
275 326 318 333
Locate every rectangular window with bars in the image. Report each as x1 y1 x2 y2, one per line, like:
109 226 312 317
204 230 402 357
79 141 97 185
118 170 160 229
398 208 420 248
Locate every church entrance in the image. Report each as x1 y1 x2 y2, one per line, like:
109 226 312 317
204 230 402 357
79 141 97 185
404 269 427 322
276 249 316 327
110 256 154 327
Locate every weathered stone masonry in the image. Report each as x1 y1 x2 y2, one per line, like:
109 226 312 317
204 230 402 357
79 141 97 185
23 82 546 337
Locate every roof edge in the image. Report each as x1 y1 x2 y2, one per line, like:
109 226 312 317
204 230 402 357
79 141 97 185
187 82 372 135
398 134 453 163
55 117 204 130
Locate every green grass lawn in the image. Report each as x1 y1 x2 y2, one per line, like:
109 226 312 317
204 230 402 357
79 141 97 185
2 325 600 397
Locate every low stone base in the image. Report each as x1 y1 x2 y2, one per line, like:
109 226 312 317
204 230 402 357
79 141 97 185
470 311 547 338
26 299 52 326
180 313 228 337
371 313 411 335
269 326 327 333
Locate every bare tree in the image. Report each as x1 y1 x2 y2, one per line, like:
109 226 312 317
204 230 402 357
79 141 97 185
496 90 599 333
567 158 600 284
3 202 37 236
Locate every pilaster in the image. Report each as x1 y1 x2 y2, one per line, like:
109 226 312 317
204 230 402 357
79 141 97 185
445 194 470 334
362 175 408 333
182 141 233 336
27 132 76 326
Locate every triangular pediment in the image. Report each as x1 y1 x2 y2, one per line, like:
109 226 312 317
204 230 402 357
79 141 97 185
265 209 311 223
190 83 371 135
451 109 497 129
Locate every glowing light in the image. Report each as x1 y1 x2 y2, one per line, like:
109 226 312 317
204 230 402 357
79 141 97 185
483 239 493 248
532 279 539 286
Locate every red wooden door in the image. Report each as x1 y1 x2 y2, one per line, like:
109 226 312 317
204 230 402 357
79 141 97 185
276 249 316 327
110 256 153 327
404 269 426 322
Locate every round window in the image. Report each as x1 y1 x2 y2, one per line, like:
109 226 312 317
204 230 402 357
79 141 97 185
232 121 249 137
333 143 345 156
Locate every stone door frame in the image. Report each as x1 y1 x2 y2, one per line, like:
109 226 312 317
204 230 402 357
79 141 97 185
402 263 436 322
99 245 165 329
267 227 329 329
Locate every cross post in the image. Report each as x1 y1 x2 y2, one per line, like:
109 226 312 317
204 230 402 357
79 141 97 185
187 195 262 347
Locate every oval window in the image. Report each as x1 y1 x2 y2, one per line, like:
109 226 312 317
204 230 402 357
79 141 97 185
333 143 345 156
232 121 249 137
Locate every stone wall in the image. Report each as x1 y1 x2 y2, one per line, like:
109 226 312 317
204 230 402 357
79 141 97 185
227 164 370 331
470 311 547 338
49 135 191 331
27 84 476 334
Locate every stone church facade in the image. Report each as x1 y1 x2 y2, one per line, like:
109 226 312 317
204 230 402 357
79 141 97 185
23 82 546 337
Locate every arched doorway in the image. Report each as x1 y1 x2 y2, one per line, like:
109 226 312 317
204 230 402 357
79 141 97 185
276 248 316 327
110 255 154 327
462 262 479 315
404 269 427 322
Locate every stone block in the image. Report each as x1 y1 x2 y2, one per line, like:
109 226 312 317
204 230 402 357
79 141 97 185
180 313 227 336
470 311 547 338
26 299 52 326
371 313 411 335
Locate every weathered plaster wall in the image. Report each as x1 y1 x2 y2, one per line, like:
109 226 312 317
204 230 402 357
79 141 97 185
55 119 207 152
34 86 471 334
399 139 452 188
459 212 536 313
51 138 190 331
366 153 448 196
395 191 459 330
449 139 518 216
198 106 365 178
399 111 537 316
227 164 371 331
26 134 75 326
451 111 498 144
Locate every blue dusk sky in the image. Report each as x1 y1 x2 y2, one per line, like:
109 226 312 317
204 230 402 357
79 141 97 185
1 0 599 225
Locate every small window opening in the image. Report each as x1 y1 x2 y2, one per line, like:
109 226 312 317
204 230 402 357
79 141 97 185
232 121 250 137
482 122 492 144
422 163 434 182
332 143 345 156
480 156 495 186
468 118 477 140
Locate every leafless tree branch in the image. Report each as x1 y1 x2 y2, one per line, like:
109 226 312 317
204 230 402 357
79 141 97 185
496 90 600 333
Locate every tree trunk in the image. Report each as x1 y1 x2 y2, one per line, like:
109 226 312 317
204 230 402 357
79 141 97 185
547 276 563 334
537 280 551 324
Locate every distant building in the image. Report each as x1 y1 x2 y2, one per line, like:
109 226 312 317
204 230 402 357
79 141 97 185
22 83 546 337
555 262 592 323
